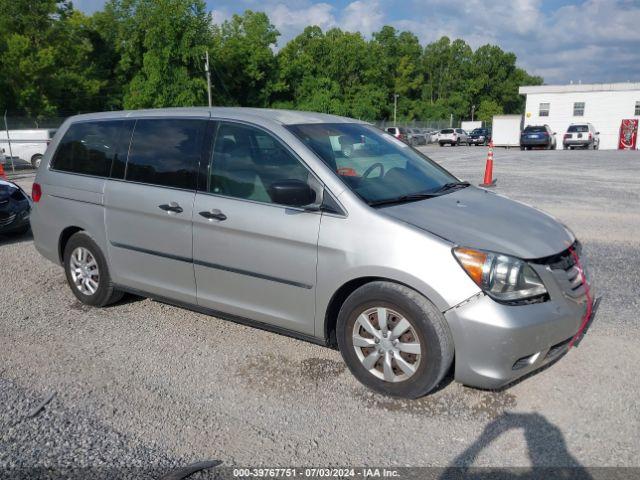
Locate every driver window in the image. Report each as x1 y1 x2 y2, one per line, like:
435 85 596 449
209 122 311 205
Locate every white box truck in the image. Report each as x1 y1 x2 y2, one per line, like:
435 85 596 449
491 115 522 147
461 121 482 132
0 129 56 168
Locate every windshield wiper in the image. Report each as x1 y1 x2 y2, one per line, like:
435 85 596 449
368 192 438 207
430 181 470 194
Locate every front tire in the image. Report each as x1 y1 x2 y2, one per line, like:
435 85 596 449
336 281 454 399
63 232 123 307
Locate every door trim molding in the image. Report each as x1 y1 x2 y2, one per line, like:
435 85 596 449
110 241 313 289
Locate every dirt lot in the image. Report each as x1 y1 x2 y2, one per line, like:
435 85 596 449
1 147 639 477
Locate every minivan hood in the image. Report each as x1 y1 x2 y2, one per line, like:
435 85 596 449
378 187 574 259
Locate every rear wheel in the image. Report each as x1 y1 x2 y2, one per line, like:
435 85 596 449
337 281 454 398
63 232 123 307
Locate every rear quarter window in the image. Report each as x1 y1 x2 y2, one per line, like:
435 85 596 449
51 121 134 178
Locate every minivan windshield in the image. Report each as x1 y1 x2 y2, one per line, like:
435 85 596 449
524 126 546 133
568 125 589 132
287 123 459 206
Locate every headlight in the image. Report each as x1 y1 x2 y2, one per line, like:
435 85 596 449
453 247 547 302
478 135 484 140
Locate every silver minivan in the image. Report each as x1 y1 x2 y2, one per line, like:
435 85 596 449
31 108 598 398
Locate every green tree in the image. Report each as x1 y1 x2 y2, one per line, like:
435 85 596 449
476 99 504 124
0 0 106 117
107 0 212 109
210 10 279 107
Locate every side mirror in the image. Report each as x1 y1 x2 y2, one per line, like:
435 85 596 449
268 179 316 208
596 131 600 135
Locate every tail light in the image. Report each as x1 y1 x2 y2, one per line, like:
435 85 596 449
588 133 592 140
564 134 571 139
398 134 405 140
32 182 42 202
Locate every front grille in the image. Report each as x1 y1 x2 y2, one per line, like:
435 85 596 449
0 213 17 226
533 241 589 303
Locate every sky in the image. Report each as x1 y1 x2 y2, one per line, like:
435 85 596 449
72 0 640 85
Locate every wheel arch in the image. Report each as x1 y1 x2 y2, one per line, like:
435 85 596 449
323 275 447 348
58 226 84 263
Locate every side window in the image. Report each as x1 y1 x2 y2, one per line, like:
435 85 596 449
209 122 310 205
51 121 133 177
126 118 205 190
539 103 550 117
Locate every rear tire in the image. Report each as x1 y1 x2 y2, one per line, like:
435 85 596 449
336 281 454 398
63 232 123 307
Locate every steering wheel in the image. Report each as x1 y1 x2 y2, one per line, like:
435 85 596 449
362 162 385 179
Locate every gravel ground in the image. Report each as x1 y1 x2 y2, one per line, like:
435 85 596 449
1 148 639 475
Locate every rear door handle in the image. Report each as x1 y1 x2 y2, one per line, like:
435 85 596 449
199 209 227 221
159 202 183 214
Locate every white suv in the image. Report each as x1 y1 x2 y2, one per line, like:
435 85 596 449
563 123 599 150
438 128 469 146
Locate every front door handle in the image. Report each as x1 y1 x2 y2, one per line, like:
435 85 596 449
159 202 183 214
199 209 227 221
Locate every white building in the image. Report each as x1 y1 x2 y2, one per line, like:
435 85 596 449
519 82 640 150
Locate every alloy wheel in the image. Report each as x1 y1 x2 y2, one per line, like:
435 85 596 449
69 246 100 296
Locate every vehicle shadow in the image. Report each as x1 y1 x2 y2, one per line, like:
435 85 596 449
441 412 592 479
0 229 33 247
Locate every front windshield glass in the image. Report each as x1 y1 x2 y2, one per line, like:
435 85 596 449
286 123 458 205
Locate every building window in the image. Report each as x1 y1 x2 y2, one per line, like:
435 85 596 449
635 101 640 116
573 102 585 116
539 103 550 117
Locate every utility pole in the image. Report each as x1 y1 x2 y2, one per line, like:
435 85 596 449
450 113 453 128
3 111 15 174
393 93 399 126
205 50 212 108
471 104 476 122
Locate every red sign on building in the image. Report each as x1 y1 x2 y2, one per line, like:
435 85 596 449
618 119 639 149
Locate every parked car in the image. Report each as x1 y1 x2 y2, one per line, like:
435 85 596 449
438 128 469 146
0 129 56 168
520 125 556 150
468 128 492 146
408 128 427 146
422 128 439 143
0 178 31 236
31 108 597 399
563 124 599 150
385 126 409 144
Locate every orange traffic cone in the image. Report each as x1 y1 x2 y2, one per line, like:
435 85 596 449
0 161 7 180
480 141 496 187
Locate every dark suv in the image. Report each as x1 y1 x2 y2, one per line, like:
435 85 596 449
520 125 556 150
469 128 492 146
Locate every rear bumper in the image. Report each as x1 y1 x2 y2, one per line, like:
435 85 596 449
564 140 592 147
521 138 552 146
445 292 595 389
